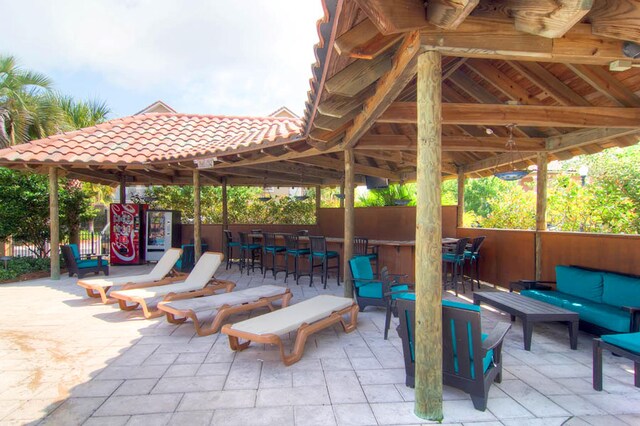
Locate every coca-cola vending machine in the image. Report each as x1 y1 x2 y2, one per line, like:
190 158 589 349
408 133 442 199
109 203 148 265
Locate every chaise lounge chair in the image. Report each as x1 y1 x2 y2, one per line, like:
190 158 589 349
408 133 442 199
221 295 358 366
77 248 184 303
109 252 234 319
157 285 292 336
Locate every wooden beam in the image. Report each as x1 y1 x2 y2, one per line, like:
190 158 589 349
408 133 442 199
466 59 541 105
354 0 428 35
506 61 591 106
247 162 343 181
535 152 548 280
545 128 640 151
415 50 443 421
589 0 640 44
378 102 640 127
325 52 393 97
420 18 639 65
567 64 640 107
317 88 373 118
356 134 546 151
292 156 401 180
341 31 422 150
49 167 60 280
313 111 357 132
334 18 403 59
193 170 201 262
119 172 127 203
507 0 593 38
427 0 479 30
127 169 174 185
343 149 355 298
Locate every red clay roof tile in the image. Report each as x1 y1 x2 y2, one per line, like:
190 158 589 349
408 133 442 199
0 113 302 166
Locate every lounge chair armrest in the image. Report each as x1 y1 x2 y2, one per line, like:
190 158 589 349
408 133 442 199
482 322 511 352
509 280 554 292
621 306 640 332
383 290 415 298
352 278 383 284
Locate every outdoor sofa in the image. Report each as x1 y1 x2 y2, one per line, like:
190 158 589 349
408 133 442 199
517 265 640 334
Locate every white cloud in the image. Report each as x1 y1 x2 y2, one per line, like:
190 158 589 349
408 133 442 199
0 0 324 115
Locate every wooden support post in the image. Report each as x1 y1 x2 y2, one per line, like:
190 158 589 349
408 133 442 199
535 152 548 281
120 172 127 203
343 149 355 298
193 170 202 262
415 50 443 421
49 167 60 280
457 168 465 228
315 186 322 224
222 177 228 251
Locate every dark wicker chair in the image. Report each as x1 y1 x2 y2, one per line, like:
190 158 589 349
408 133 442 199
396 298 510 411
61 244 109 278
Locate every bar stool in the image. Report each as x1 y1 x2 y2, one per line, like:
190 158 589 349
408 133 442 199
224 230 241 270
239 231 262 275
284 233 310 284
464 236 486 290
309 236 340 289
442 237 470 296
262 232 286 279
353 236 379 276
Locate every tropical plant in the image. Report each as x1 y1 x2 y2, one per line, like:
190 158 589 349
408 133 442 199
0 55 60 147
357 183 417 207
56 95 110 131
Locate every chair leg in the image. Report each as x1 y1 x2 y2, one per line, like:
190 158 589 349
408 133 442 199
336 255 341 286
309 256 314 287
470 390 489 411
323 258 328 289
284 253 290 283
384 303 392 340
593 339 603 391
475 258 480 290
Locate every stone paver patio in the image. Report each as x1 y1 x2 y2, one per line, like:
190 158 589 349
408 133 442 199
1 264 639 425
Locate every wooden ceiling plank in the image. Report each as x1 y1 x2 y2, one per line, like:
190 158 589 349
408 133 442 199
506 61 591 106
589 0 640 44
567 64 640 107
356 134 546 151
313 111 358 131
293 155 401 180
316 88 372 118
354 0 428 35
334 18 404 59
325 52 393 97
427 0 480 30
378 102 640 127
466 59 540 105
341 31 422 150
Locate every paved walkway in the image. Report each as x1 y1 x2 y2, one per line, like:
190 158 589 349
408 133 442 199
1 264 639 425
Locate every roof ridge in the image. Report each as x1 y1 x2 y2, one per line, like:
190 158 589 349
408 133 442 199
138 112 302 121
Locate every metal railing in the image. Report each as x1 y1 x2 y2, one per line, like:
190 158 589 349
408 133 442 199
11 232 104 258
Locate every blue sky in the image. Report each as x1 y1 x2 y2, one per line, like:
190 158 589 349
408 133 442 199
0 0 324 119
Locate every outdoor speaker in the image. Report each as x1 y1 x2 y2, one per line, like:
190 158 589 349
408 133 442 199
365 176 389 190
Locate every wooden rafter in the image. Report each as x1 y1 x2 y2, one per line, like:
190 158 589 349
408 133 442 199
356 134 546 152
427 0 479 30
334 18 403 59
354 0 428 35
589 0 640 44
291 155 401 180
377 102 640 127
325 51 393 97
340 31 422 150
567 64 640 107
500 0 593 39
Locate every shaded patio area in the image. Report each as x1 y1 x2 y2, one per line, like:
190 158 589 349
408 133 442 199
1 264 639 425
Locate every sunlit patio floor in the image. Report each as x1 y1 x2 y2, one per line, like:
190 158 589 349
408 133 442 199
1 263 639 426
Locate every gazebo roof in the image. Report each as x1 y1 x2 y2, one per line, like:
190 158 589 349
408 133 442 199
2 0 640 186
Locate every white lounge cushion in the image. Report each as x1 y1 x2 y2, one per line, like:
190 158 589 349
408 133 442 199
163 285 287 313
111 252 222 301
79 248 182 288
228 295 353 336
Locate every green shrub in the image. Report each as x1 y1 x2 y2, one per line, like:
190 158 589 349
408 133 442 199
0 256 54 281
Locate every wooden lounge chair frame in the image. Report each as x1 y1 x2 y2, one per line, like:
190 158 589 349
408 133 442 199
78 270 186 304
159 288 293 336
115 279 235 319
221 302 359 366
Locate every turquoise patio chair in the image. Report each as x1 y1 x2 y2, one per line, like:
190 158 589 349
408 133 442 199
443 237 470 296
284 233 310 284
224 230 241 270
62 243 109 278
239 232 262 275
262 232 286 279
396 297 511 411
593 332 640 391
464 236 486 290
309 236 340 289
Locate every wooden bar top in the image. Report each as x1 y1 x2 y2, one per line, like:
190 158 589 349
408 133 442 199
248 233 458 247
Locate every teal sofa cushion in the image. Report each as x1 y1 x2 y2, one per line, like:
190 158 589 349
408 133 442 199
349 257 374 282
359 282 382 298
601 332 640 354
77 259 106 269
520 289 588 307
563 299 631 333
556 265 603 303
602 272 640 309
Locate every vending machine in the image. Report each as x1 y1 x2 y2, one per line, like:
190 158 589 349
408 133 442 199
145 210 182 262
109 203 148 265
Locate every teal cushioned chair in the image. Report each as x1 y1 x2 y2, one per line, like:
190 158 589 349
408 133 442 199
593 331 640 391
309 236 340 289
223 230 241 270
239 232 262 275
396 298 511 411
443 238 470 296
284 233 310 285
464 236 485 291
262 232 286 279
353 236 379 277
61 244 109 278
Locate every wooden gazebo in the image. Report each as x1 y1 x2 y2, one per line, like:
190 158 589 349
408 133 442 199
1 0 640 419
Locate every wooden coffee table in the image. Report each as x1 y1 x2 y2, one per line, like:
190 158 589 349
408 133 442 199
473 291 579 351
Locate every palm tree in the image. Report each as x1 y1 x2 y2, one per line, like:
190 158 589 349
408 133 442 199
0 55 60 147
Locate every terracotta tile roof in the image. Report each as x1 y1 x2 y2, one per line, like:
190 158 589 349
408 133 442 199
0 113 302 166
